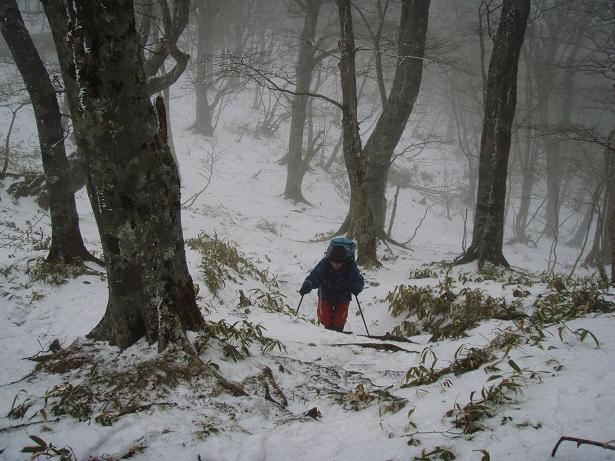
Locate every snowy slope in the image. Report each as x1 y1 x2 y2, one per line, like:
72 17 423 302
0 82 614 461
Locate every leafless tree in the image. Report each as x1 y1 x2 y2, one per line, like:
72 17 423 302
0 0 97 264
456 0 530 269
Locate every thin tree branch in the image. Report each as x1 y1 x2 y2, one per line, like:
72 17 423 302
552 436 615 457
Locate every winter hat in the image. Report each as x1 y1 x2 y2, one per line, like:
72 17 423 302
330 245 347 262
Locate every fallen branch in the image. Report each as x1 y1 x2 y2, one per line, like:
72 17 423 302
329 343 416 353
551 436 615 457
117 402 177 418
0 418 61 433
356 334 418 344
401 426 461 440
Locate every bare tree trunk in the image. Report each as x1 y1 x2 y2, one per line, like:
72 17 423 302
568 197 594 247
514 144 535 243
194 0 220 136
162 66 176 158
374 0 389 109
585 183 610 280
355 0 390 109
0 0 96 264
478 0 488 104
512 53 537 244
283 0 322 203
43 0 204 351
364 0 429 234
457 0 530 270
543 133 561 237
605 126 615 281
60 93 73 143
528 6 578 238
1 102 26 178
142 0 190 96
158 63 180 183
336 0 430 244
336 0 377 267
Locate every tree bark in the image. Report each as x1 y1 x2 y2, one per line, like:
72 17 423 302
0 0 95 264
336 0 378 267
457 0 530 270
43 0 204 351
283 0 322 203
162 65 177 172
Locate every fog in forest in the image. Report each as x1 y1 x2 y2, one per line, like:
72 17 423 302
0 1 614 460
2 0 613 273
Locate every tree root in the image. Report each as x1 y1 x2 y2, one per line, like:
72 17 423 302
453 245 510 270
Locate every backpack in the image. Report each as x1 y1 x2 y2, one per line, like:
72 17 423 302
326 237 356 261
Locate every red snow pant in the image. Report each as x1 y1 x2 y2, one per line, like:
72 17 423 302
317 298 350 332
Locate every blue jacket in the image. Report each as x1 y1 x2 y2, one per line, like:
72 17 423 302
304 257 364 304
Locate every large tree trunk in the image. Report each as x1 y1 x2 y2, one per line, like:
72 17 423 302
336 0 429 241
336 0 378 267
0 0 95 264
364 0 429 233
43 0 204 351
457 0 530 270
283 0 322 203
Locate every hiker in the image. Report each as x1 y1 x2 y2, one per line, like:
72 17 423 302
299 240 364 332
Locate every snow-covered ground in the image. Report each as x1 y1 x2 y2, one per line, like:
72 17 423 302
0 83 614 461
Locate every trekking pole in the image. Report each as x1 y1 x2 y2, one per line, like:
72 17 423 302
295 294 304 316
354 295 370 337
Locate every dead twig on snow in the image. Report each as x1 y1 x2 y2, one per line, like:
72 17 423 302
551 436 615 457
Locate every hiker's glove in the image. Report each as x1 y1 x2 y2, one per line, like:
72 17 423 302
351 288 361 296
299 283 311 296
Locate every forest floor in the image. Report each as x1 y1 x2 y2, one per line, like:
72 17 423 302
0 85 614 461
